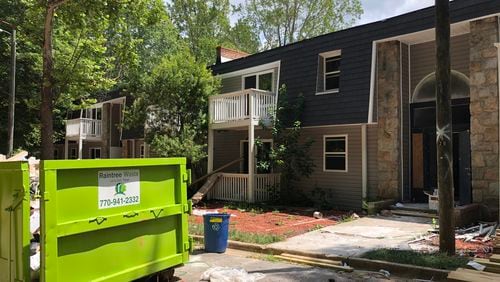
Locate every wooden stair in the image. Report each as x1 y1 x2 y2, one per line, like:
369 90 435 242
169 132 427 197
190 174 221 205
447 228 500 281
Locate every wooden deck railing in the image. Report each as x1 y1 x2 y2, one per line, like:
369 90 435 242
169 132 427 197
209 89 276 124
65 118 102 139
210 173 280 202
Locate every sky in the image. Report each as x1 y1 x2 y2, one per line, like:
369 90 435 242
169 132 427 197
229 0 436 26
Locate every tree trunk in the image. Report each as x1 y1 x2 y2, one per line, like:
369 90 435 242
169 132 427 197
435 0 455 255
40 3 58 160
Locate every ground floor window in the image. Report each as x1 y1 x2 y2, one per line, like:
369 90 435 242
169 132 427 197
140 144 145 158
324 135 347 172
70 147 77 159
90 147 101 159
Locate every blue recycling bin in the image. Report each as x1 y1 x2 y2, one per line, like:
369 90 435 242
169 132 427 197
203 213 230 253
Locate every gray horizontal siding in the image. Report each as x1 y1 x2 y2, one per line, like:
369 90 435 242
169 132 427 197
213 129 272 172
295 125 363 210
212 0 498 127
410 34 470 95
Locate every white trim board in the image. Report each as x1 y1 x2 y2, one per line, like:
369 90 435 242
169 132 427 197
217 61 281 79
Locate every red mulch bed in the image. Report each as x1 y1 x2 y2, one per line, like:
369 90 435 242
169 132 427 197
428 237 495 258
190 202 348 238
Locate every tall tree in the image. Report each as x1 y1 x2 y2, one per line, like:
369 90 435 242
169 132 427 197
41 0 66 159
168 0 260 63
168 0 231 64
236 0 363 49
435 0 455 255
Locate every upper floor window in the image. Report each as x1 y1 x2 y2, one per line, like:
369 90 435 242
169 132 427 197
243 71 273 92
317 50 341 95
82 107 102 120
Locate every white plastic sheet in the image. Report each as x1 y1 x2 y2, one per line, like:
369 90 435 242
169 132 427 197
201 267 265 282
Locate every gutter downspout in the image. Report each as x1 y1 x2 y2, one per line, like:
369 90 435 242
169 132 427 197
368 42 377 124
362 124 368 203
495 41 500 223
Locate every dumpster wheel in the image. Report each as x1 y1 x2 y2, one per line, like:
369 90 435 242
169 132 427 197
158 267 175 282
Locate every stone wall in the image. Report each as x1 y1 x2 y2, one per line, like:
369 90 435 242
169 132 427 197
469 16 499 215
376 41 401 199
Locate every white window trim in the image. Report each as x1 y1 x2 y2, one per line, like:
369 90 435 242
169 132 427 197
241 70 274 92
89 147 102 159
240 139 274 173
323 135 348 173
323 56 341 93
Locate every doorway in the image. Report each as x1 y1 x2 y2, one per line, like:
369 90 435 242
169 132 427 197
241 140 272 174
410 101 471 205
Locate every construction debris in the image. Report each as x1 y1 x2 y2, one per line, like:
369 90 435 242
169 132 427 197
410 222 497 257
313 211 323 219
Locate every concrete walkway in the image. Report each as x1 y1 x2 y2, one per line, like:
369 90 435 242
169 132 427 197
176 249 402 281
269 215 432 257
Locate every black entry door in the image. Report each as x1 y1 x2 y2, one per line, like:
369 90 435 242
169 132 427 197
457 131 472 205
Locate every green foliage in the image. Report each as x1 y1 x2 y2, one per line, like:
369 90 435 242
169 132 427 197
236 0 363 49
0 0 181 155
128 51 220 166
257 85 315 200
362 249 470 270
167 0 259 64
228 230 284 244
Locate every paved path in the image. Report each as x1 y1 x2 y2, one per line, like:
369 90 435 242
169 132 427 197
175 249 401 281
269 215 432 257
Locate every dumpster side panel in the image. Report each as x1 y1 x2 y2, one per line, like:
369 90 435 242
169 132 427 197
40 158 190 282
0 161 30 282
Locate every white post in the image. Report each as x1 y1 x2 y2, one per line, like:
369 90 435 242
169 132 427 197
64 138 69 159
78 137 83 160
361 124 367 201
248 93 255 203
208 127 214 173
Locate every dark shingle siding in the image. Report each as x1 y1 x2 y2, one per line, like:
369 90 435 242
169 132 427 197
211 0 500 127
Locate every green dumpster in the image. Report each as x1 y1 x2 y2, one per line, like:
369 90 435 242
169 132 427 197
1 158 192 281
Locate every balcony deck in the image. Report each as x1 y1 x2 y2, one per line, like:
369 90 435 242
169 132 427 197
209 89 276 129
65 118 102 140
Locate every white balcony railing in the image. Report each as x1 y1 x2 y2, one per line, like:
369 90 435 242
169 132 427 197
210 173 280 202
209 89 276 124
66 118 102 139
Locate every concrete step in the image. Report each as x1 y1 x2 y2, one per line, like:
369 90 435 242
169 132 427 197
389 204 438 214
389 209 439 219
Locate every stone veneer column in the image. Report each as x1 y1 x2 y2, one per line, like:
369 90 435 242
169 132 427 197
376 41 401 199
469 16 499 214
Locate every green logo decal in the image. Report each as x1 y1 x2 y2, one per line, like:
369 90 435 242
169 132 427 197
114 183 127 196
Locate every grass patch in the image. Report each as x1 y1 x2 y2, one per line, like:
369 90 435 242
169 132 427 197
189 222 285 244
229 229 284 244
361 249 470 270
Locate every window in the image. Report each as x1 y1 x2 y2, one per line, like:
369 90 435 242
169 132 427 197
316 50 341 95
90 147 101 159
82 107 102 120
324 135 347 172
243 71 273 92
140 144 145 158
324 56 340 92
70 148 77 159
53 149 59 159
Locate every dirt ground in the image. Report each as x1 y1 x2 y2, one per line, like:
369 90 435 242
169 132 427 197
190 202 349 238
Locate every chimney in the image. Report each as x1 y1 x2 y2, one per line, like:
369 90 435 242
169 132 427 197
216 46 249 64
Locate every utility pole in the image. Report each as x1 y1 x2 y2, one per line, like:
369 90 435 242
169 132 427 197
0 19 16 157
435 0 455 255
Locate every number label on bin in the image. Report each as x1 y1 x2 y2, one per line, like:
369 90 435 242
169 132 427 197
98 170 140 209
209 217 223 223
